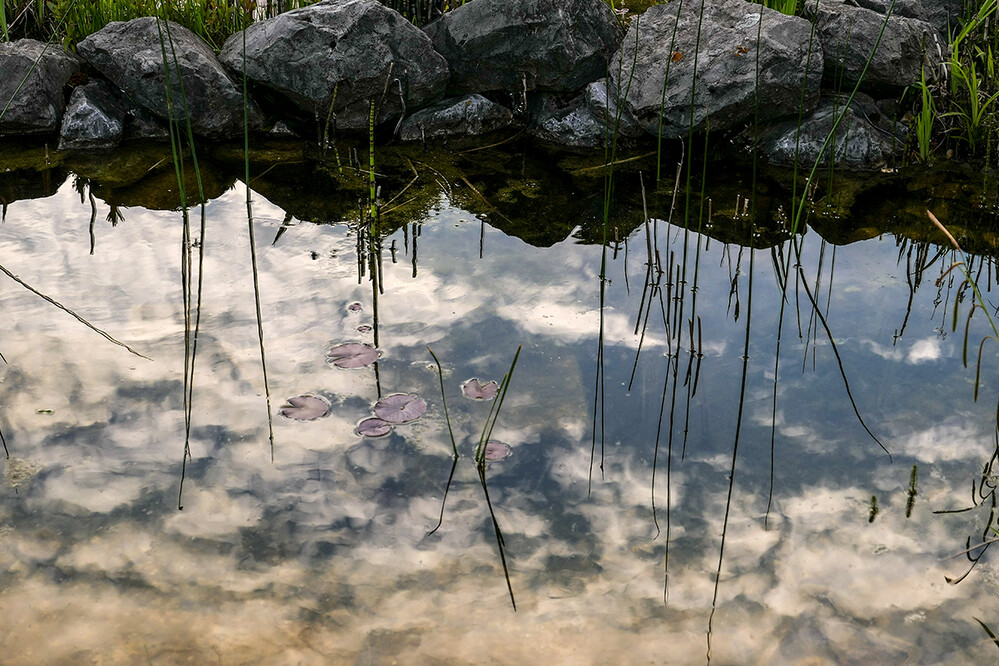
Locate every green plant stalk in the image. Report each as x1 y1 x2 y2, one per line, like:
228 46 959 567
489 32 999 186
157 15 213 508
654 0 683 185
159 18 206 203
474 345 521 464
943 56 999 153
928 210 999 354
790 0 898 235
369 98 377 223
915 67 935 161
427 346 458 457
939 0 999 158
759 0 797 15
241 14 276 459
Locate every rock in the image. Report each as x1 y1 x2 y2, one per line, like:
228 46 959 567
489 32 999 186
610 0 822 139
425 0 621 95
805 0 942 94
529 92 615 150
848 0 963 36
124 105 170 140
0 40 81 136
220 0 448 131
77 17 262 139
398 94 514 142
584 78 644 138
268 121 299 138
58 79 129 150
753 93 905 170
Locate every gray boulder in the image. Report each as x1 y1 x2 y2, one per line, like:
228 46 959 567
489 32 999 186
805 0 942 93
754 93 905 170
425 0 621 95
0 40 81 136
610 0 823 139
124 105 170 140
58 79 129 150
220 0 448 131
398 94 514 142
584 78 644 138
849 0 963 36
77 17 262 139
528 92 622 150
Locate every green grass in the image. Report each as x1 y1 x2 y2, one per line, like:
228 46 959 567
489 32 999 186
759 0 798 15
906 0 999 165
2 0 256 48
0 0 453 49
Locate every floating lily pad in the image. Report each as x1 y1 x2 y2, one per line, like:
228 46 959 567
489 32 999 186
373 393 427 424
461 378 499 401
279 394 331 421
356 416 392 438
483 441 511 461
326 342 380 369
347 302 363 312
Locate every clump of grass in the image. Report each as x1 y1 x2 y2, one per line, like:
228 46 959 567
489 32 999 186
906 0 999 165
1 0 52 42
759 0 799 15
2 0 454 48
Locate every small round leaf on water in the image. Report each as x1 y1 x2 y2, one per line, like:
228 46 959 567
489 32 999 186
279 394 331 421
461 378 499 401
356 416 392 438
326 342 380 369
373 393 427 424
483 441 511 461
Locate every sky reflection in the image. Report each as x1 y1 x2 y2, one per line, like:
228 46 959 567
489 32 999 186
0 176 997 664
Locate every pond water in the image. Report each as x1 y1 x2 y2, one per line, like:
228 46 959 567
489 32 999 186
2 140 999 663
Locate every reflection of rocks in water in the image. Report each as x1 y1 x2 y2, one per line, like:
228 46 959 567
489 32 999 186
93 157 234 211
4 458 42 489
0 140 65 173
63 142 177 189
249 162 367 225
453 148 596 247
0 167 67 207
800 165 999 253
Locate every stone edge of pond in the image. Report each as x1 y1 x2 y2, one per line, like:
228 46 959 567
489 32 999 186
0 0 964 173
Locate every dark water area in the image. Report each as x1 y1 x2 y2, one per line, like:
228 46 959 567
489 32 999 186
2 137 999 663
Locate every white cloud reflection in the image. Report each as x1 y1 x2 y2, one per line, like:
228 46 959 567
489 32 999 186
908 337 944 364
0 181 996 664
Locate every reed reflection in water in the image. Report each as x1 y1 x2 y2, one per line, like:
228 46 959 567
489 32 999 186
0 167 997 663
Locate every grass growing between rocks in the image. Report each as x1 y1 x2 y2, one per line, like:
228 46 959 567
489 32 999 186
2 0 255 48
1 0 450 49
909 0 999 166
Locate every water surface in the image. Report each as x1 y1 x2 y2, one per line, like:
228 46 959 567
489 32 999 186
1 143 999 663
